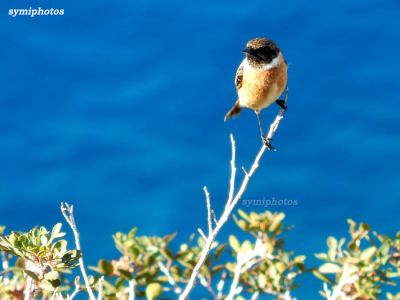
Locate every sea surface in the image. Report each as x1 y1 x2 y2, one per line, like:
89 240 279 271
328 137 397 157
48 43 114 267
1 0 400 298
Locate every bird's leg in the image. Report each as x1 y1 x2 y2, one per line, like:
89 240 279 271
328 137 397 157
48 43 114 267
255 110 275 151
255 110 264 138
275 99 288 111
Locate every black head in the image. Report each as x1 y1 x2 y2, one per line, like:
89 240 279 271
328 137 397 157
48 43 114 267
243 38 280 66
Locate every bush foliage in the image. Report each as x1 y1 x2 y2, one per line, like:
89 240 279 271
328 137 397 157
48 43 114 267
0 211 399 299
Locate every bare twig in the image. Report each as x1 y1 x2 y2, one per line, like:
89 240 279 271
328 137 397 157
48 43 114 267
128 279 135 300
198 229 207 242
61 202 96 300
226 239 267 300
226 260 244 300
24 275 35 300
68 277 81 300
179 88 289 299
159 262 182 294
323 263 356 300
1 251 10 276
217 272 226 300
241 166 248 176
204 187 212 233
250 291 260 300
97 276 104 300
49 291 63 300
211 210 218 227
24 258 43 300
199 274 217 299
226 134 237 208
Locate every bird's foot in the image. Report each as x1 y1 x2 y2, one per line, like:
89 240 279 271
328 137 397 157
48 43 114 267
275 99 288 111
262 136 276 151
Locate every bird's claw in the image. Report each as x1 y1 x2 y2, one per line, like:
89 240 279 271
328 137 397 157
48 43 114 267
275 99 288 111
262 136 276 151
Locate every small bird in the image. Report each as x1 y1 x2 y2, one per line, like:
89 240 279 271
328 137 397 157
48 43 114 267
224 37 288 149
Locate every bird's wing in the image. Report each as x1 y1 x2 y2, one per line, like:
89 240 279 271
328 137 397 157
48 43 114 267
234 62 244 90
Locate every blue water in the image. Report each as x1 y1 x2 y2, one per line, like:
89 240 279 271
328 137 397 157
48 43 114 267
1 0 400 298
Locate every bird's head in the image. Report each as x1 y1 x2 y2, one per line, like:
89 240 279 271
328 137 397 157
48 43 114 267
243 38 280 66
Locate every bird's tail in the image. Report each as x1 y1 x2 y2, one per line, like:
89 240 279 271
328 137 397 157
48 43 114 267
224 99 243 122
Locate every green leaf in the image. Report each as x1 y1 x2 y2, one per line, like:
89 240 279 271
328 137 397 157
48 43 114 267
361 222 370 231
275 262 287 273
327 236 337 260
145 282 162 300
51 223 65 239
25 270 40 281
294 255 306 264
315 252 329 261
48 278 62 288
226 262 235 272
240 240 253 255
98 259 114 276
211 264 225 274
269 213 285 232
234 219 248 231
312 270 334 284
197 237 205 248
360 246 376 261
39 280 57 291
13 258 24 269
347 219 356 233
386 271 400 278
74 276 81 286
237 210 251 222
257 273 267 288
103 279 117 293
44 271 59 281
40 235 48 246
229 235 240 253
118 268 133 280
318 263 341 274
127 227 138 240
214 243 226 259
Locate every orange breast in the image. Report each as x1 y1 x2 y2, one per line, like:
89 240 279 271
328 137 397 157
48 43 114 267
238 56 287 110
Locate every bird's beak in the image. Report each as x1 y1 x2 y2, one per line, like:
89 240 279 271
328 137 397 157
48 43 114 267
242 48 256 56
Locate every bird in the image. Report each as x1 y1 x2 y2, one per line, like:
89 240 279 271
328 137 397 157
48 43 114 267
224 37 288 150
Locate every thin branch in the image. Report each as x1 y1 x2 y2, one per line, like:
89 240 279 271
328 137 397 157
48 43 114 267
24 259 41 300
226 134 237 208
50 289 58 300
24 275 35 300
266 87 289 142
68 278 81 300
61 202 96 300
179 89 289 300
198 229 207 242
226 239 267 300
199 274 217 299
324 263 356 300
50 288 62 300
226 259 243 300
159 262 182 294
216 272 226 300
250 291 260 300
241 166 248 176
211 210 218 227
1 251 9 275
204 186 212 233
97 276 104 300
128 279 135 300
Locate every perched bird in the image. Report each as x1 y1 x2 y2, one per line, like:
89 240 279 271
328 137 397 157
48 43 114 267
224 37 288 149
